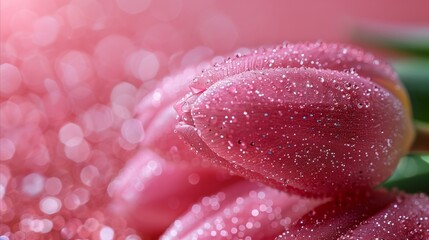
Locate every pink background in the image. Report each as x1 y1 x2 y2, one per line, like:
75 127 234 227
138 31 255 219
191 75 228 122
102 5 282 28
2 0 429 76
1 0 429 238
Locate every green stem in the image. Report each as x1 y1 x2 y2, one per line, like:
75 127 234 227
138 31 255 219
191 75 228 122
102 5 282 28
410 121 429 154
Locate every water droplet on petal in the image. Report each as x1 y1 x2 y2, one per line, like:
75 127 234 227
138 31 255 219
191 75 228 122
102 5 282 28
357 103 363 109
210 116 218 124
228 86 238 94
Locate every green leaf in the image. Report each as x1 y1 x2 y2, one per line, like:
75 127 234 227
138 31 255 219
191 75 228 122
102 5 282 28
383 172 429 194
382 155 429 194
392 59 429 123
351 25 429 57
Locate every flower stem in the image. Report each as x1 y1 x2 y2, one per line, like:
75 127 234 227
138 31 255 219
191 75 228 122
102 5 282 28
410 121 429 153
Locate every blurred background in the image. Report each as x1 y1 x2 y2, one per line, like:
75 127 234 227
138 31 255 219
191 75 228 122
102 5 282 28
2 0 429 76
1 0 429 239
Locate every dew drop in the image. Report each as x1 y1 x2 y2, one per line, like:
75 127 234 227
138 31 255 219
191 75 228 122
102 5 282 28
181 102 191 113
190 85 205 94
357 103 363 109
210 116 218 124
364 101 370 108
344 82 352 90
228 86 238 94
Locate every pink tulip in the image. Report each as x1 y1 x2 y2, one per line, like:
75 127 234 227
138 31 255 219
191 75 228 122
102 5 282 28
135 69 207 165
2 0 428 239
109 149 240 238
175 42 415 196
337 193 429 239
160 181 326 240
278 190 429 239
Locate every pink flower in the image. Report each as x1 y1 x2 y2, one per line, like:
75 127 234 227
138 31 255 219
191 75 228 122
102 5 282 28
175 42 414 197
92 41 427 239
109 149 240 238
279 191 429 239
159 186 428 239
160 181 325 239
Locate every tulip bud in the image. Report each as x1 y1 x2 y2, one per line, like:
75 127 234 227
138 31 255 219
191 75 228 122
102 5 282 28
175 42 414 196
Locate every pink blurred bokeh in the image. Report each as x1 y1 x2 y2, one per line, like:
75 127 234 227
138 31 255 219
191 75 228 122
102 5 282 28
2 0 429 76
1 0 428 239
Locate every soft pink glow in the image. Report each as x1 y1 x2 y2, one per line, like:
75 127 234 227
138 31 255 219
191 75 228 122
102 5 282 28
1 0 428 239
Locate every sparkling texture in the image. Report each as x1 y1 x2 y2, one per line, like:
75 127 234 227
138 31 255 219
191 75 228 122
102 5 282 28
278 191 429 239
175 42 414 197
161 181 325 240
0 1 427 239
109 149 239 236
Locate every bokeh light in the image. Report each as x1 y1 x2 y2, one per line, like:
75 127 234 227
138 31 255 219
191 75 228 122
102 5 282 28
1 0 428 239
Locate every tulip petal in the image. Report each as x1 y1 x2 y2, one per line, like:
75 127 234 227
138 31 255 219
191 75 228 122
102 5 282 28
189 42 410 116
189 67 410 196
142 105 202 164
176 42 414 196
339 193 429 239
160 181 325 240
278 190 397 239
110 149 239 237
277 191 429 239
176 123 316 196
135 69 202 163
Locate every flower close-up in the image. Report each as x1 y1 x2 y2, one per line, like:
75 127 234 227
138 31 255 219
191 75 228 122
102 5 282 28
175 42 415 197
1 0 429 240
